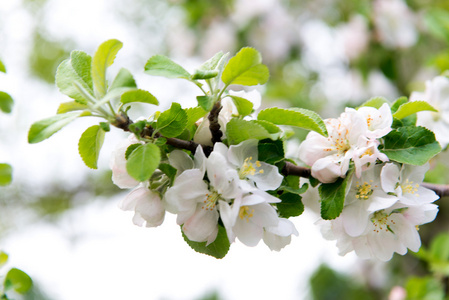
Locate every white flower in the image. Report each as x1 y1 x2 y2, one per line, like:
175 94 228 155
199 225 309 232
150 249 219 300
320 203 438 261
165 148 240 244
110 135 142 189
263 218 299 251
227 139 283 191
299 106 390 183
337 15 369 60
373 0 417 49
381 163 439 206
340 164 398 237
219 190 280 247
119 185 165 227
410 76 449 149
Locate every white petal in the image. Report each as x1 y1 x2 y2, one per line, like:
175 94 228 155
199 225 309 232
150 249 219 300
341 204 370 237
182 208 219 243
234 218 263 247
228 139 258 167
311 156 343 183
248 162 283 191
168 150 194 174
381 163 400 193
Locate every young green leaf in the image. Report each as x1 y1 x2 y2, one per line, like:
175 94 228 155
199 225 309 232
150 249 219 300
196 95 214 111
55 53 94 104
182 225 230 259
277 193 304 218
258 139 284 164
57 101 88 114
4 268 32 294
381 126 441 165
185 106 208 128
319 176 350 220
391 96 408 113
126 143 161 182
358 96 389 109
144 55 191 79
121 89 159 105
226 119 272 145
156 102 188 138
229 95 253 116
392 101 438 119
92 39 123 98
191 51 225 80
0 92 14 114
0 163 12 186
125 144 141 160
258 107 328 136
221 47 269 86
28 112 82 144
78 125 106 169
109 68 137 90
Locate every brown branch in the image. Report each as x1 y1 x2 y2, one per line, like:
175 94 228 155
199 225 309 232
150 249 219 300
111 112 213 156
282 161 449 198
208 101 223 144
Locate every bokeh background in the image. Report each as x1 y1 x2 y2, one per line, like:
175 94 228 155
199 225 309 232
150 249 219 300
1 0 449 299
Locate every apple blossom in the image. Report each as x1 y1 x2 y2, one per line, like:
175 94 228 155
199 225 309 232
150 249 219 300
119 184 165 228
381 163 439 206
263 218 299 251
110 135 142 189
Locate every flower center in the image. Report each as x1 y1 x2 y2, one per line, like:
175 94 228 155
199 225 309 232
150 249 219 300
371 211 396 234
239 157 264 179
239 206 255 222
202 191 220 211
355 180 374 200
401 179 419 195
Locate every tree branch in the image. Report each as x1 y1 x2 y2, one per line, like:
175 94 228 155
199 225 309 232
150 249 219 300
282 161 449 198
208 101 223 144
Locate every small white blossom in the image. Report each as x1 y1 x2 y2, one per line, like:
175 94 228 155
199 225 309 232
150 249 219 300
110 135 142 189
381 163 439 206
119 185 165 228
263 218 299 251
219 190 280 247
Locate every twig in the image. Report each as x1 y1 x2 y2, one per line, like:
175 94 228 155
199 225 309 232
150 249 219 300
208 101 223 144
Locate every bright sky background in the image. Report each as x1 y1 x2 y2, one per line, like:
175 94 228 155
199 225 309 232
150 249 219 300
0 1 386 299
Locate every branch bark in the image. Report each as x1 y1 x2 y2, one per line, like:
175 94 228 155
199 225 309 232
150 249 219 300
208 101 223 144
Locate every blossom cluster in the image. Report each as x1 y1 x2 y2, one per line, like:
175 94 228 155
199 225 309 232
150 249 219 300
299 103 440 260
112 136 298 251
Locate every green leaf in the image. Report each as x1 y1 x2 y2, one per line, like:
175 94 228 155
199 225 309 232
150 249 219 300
182 225 230 259
126 143 161 182
109 68 137 90
191 69 219 80
78 125 106 169
192 51 224 80
55 51 94 103
359 96 389 109
405 276 444 300
92 39 123 98
158 163 177 183
0 92 13 114
0 164 12 186
197 95 214 111
319 176 350 220
144 55 191 79
57 101 88 114
277 193 304 218
28 112 82 143
221 47 269 86
430 232 449 262
392 101 438 119
253 120 281 135
257 139 284 164
4 268 32 294
0 251 8 267
185 106 208 128
391 96 408 113
0 59 5 73
229 95 253 116
279 175 309 195
226 118 271 145
125 143 141 160
258 107 328 136
381 126 441 165
120 89 159 105
156 102 188 138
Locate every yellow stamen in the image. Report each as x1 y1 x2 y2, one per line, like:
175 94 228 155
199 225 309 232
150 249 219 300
239 206 255 222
